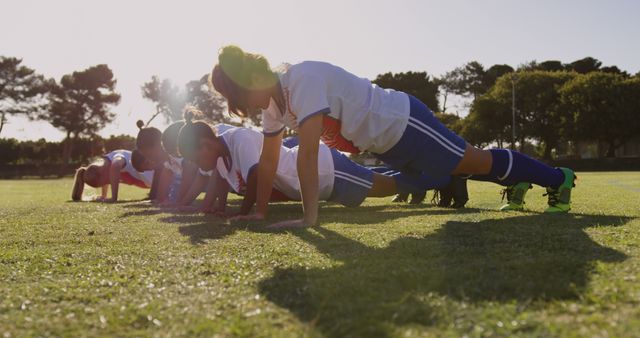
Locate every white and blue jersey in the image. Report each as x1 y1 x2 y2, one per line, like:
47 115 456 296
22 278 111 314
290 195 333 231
260 61 467 179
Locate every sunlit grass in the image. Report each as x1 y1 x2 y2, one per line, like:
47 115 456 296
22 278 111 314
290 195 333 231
1 173 639 337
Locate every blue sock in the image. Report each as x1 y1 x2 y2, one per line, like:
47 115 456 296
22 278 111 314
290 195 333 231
470 149 564 188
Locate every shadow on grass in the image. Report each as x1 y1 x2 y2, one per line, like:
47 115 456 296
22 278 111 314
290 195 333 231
258 213 632 337
162 202 475 244
177 222 237 245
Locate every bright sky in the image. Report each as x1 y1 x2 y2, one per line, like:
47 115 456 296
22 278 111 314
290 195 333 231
1 0 639 141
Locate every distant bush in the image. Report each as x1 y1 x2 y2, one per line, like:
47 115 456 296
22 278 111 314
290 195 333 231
0 134 136 165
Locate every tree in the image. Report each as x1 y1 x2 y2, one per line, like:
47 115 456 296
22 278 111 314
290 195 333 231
0 57 50 135
483 64 514 91
42 64 121 164
537 60 565 72
142 74 230 125
373 71 439 112
0 138 20 164
560 72 640 157
185 74 230 123
472 71 576 159
141 76 186 124
462 93 510 148
600 65 629 77
567 57 602 74
512 71 576 159
439 61 497 115
445 61 487 99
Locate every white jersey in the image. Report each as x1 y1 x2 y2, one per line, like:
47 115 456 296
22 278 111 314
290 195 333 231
261 61 410 154
214 123 235 135
104 150 154 187
216 128 334 200
163 155 184 177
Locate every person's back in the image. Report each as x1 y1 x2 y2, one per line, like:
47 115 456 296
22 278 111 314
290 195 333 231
219 127 334 200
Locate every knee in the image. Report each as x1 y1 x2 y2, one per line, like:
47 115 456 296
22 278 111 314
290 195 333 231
454 145 492 175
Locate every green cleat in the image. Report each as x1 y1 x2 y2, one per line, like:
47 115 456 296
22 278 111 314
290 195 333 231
499 182 533 211
544 168 576 213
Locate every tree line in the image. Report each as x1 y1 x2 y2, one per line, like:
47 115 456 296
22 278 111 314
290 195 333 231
0 135 136 166
1 55 639 166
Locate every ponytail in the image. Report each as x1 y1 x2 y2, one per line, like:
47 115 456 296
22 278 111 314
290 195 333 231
71 167 86 201
210 45 279 117
136 120 162 150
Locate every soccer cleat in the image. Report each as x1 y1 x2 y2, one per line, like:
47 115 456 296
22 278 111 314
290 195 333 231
409 191 426 204
450 177 469 208
432 176 469 208
544 168 576 213
499 182 533 211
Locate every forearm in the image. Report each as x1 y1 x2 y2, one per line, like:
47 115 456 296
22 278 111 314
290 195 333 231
240 168 258 215
179 174 206 206
255 159 278 216
297 151 319 225
148 166 162 200
155 169 172 202
215 178 230 211
109 171 120 201
177 160 199 202
217 180 229 210
199 176 218 208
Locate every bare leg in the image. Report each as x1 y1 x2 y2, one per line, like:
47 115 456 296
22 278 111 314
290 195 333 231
368 173 398 197
452 143 492 176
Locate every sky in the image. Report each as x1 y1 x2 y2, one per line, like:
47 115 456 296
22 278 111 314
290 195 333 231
1 0 639 141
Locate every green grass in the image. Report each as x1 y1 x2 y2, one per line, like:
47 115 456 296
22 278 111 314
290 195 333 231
1 172 640 337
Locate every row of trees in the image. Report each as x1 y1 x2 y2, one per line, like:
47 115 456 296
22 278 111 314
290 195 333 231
466 71 640 158
370 57 640 159
0 134 135 165
0 56 235 164
1 57 121 163
1 55 639 164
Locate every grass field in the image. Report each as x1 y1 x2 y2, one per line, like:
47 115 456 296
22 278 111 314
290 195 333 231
1 172 640 337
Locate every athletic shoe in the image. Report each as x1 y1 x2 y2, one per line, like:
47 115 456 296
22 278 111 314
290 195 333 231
451 177 469 208
432 176 469 208
544 168 576 213
499 182 533 211
409 191 426 204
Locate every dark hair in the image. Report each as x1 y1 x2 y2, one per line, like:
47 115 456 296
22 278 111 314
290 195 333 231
177 108 217 161
162 121 186 157
135 120 162 150
131 149 147 172
210 45 283 117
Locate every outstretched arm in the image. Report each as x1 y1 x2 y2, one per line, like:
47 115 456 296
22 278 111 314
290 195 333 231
239 166 259 215
233 130 283 221
268 114 323 228
107 157 126 202
178 172 208 207
177 160 199 203
208 172 230 215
